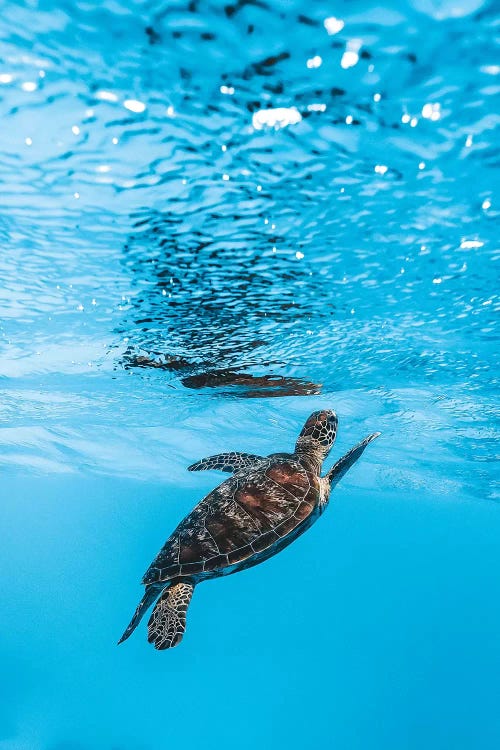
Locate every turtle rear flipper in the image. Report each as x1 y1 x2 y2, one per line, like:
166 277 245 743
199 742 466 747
118 584 162 645
148 581 195 650
325 432 380 489
187 452 264 473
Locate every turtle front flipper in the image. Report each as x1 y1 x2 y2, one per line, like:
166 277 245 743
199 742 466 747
148 581 195 650
325 432 381 490
187 452 264 473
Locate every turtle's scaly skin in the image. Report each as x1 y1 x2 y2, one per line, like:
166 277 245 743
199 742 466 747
143 454 320 585
187 451 264 473
147 582 194 650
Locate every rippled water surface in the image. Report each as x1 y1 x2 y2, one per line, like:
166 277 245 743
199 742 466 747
1 1 499 748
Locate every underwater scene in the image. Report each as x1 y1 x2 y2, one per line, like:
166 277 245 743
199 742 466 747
1 0 499 748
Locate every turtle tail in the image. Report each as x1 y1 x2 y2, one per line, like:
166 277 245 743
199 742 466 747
118 584 163 645
147 581 195 650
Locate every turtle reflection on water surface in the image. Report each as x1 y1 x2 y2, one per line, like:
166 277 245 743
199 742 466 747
119 410 380 650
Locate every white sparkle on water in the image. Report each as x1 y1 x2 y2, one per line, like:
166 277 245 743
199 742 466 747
306 56 322 69
460 239 484 249
422 102 441 121
341 39 361 69
21 81 37 91
324 17 344 35
252 107 302 130
124 99 146 113
341 50 359 69
71 125 80 135
96 90 118 102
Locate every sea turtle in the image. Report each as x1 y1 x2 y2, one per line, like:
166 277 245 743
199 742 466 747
118 409 379 650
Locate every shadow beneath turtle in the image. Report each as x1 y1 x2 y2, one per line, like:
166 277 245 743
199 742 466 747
122 352 321 397
117 201 324 397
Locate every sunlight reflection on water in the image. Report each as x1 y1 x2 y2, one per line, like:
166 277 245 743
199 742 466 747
0 0 497 483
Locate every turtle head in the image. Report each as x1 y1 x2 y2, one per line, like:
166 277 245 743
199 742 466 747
295 409 338 464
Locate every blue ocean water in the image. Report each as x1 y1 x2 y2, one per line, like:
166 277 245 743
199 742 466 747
1 0 499 747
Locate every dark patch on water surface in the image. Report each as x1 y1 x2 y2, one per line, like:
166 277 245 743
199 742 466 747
117 206 326 395
123 352 320 396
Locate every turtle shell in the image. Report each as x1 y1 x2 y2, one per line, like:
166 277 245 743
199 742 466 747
142 456 320 586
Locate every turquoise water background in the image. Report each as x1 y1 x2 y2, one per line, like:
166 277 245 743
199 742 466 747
1 0 499 748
